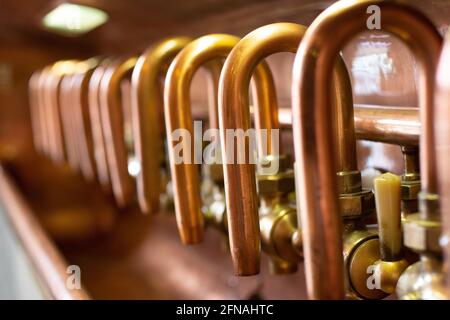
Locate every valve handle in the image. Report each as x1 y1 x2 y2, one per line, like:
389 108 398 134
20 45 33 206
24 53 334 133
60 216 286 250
374 172 402 261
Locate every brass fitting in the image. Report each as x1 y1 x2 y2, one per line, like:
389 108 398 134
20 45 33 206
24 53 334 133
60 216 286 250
344 228 386 299
259 204 299 274
338 171 375 227
339 189 375 219
203 184 227 232
397 256 448 300
401 146 421 215
372 259 409 294
403 193 441 254
258 155 300 274
258 171 295 196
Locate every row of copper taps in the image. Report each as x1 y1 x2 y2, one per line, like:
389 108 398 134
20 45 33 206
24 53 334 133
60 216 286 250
28 0 450 300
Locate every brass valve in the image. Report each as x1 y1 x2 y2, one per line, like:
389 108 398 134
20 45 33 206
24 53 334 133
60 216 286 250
401 146 421 216
397 193 445 299
342 173 409 300
258 155 300 274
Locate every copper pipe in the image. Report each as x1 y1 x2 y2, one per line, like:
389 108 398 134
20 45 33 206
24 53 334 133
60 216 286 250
164 34 276 244
435 29 450 297
36 66 52 158
59 73 81 171
130 37 191 214
219 22 355 276
99 56 138 207
196 104 420 146
45 66 68 164
88 62 112 191
71 59 99 182
353 105 420 146
219 23 295 275
28 70 44 153
331 58 357 173
280 105 420 145
292 0 441 299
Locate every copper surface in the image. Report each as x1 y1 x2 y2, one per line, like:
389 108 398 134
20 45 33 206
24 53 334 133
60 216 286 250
435 29 450 296
291 0 441 299
130 37 191 214
71 62 99 182
164 34 277 244
59 74 81 172
28 70 44 154
88 62 112 192
44 67 66 164
99 57 138 207
219 22 356 276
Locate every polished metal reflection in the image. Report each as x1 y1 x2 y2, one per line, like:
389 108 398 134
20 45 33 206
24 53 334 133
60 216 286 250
164 34 277 244
88 61 112 192
131 37 191 214
99 56 138 207
435 28 450 298
291 0 442 299
219 22 357 276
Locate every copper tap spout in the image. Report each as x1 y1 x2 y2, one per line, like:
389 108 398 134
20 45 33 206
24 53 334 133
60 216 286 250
219 22 356 276
99 56 138 207
292 0 441 299
59 73 80 170
71 59 100 182
88 61 112 192
36 66 53 159
130 37 191 214
164 34 276 244
45 64 69 164
29 70 44 154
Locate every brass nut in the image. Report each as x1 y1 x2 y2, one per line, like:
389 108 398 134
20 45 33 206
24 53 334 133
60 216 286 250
259 154 290 173
403 213 441 253
339 189 375 218
401 181 421 200
337 170 362 194
257 171 295 195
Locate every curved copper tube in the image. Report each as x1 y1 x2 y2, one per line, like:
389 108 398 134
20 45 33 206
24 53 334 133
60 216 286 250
292 0 441 299
36 66 53 158
88 62 112 191
164 34 276 244
99 56 138 207
45 65 69 164
28 70 44 153
130 37 191 214
435 30 450 297
71 59 100 182
219 22 355 276
59 73 82 171
219 24 296 275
